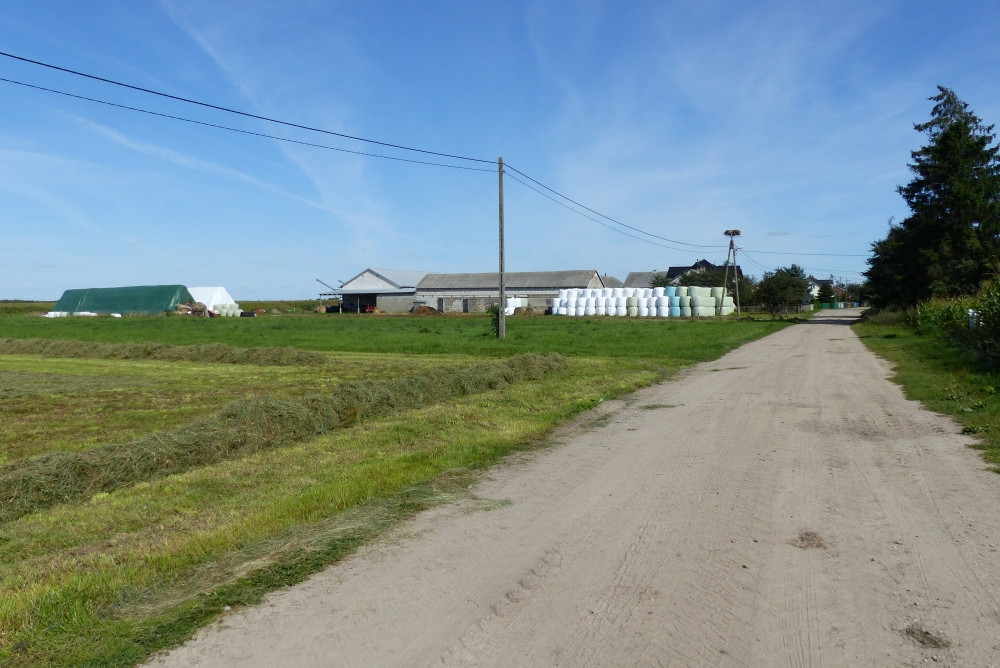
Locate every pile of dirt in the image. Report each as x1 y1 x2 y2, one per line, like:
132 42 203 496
411 305 441 315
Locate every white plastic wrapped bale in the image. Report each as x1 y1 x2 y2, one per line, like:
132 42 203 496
638 305 649 317
566 306 577 316
652 287 665 298
676 286 688 297
616 305 628 316
557 307 568 315
681 306 692 317
656 306 670 317
595 305 606 316
710 287 724 299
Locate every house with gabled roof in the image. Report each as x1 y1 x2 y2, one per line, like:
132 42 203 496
624 260 742 289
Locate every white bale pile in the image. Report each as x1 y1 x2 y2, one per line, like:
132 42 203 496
550 285 735 318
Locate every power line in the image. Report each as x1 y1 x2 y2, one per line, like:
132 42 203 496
738 249 775 274
505 162 728 250
743 248 869 258
0 50 494 165
505 171 710 252
0 51 877 263
0 76 495 172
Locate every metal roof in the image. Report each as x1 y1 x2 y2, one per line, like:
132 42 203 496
417 270 602 290
623 272 659 288
339 268 429 290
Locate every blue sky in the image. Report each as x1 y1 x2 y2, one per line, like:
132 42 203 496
2 1 999 299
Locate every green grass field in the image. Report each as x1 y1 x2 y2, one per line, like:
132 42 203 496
0 308 794 666
854 319 1000 469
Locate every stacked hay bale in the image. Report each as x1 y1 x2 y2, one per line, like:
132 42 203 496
549 285 734 317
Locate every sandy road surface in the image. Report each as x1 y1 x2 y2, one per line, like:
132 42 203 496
150 310 1000 666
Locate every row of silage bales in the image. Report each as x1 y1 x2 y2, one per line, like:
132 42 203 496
215 302 242 317
551 286 734 317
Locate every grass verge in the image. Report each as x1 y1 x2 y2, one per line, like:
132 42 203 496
854 319 1000 468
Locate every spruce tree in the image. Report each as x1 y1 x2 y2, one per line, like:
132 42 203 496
866 87 1000 307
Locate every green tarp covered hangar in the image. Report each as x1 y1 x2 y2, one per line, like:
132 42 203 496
48 285 236 316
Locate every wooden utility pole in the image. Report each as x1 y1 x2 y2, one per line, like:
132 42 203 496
498 157 506 339
732 242 741 316
721 229 741 316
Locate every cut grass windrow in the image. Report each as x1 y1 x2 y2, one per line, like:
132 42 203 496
0 337 331 367
0 353 567 523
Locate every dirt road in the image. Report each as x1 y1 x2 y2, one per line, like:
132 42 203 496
150 310 1000 666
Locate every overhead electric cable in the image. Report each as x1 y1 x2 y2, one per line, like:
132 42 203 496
505 172 703 252
737 249 777 274
743 249 868 257
505 162 728 249
0 77 494 172
0 50 494 164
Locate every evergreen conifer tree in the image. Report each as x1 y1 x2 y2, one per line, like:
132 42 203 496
866 87 1000 307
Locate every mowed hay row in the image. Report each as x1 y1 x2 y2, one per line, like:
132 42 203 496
0 337 331 367
0 352 567 523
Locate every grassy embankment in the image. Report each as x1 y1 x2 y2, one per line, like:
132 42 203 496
854 315 1000 468
1 309 794 666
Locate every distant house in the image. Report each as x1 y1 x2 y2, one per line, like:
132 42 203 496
624 260 742 289
324 268 428 313
415 270 607 313
807 275 833 300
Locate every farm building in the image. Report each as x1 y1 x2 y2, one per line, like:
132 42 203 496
326 268 429 313
414 270 608 313
50 285 195 316
323 268 614 313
